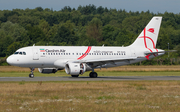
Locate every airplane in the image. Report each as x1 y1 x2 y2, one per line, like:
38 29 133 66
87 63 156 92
7 16 166 78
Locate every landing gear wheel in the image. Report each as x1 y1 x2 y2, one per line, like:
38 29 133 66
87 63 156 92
29 68 35 78
89 72 98 78
71 75 79 77
29 74 34 78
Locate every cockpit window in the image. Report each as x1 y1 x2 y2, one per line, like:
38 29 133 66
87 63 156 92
23 52 26 55
14 51 26 55
19 52 22 55
14 52 19 54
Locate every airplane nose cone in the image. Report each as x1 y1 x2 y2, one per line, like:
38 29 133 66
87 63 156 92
6 55 14 65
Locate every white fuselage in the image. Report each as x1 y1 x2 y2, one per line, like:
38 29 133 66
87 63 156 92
6 46 164 70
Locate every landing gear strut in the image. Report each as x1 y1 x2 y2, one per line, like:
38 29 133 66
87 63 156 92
29 68 35 78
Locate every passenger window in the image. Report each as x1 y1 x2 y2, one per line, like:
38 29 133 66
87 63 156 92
89 53 91 55
72 53 74 55
43 53 45 55
69 53 70 55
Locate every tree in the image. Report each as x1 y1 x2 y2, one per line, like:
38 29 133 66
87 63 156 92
38 19 50 41
35 7 43 12
102 25 114 41
18 16 40 27
51 21 77 45
0 35 13 57
97 6 104 14
115 29 135 46
26 24 45 45
0 21 28 43
6 42 22 56
86 17 102 42
61 6 72 12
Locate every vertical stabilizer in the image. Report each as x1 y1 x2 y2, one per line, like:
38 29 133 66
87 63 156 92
130 16 162 49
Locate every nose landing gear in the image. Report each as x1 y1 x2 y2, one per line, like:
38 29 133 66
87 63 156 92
29 68 35 78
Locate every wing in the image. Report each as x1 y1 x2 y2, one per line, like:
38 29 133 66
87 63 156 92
73 57 137 68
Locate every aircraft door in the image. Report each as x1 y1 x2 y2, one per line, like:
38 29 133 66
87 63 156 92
33 47 39 60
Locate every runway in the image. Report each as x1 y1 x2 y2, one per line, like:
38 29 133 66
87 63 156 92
0 76 180 81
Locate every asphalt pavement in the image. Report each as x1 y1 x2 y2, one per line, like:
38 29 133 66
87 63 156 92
0 76 180 81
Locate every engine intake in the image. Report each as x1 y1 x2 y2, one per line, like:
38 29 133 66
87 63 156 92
65 63 86 75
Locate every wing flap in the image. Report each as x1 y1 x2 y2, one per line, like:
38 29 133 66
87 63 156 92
73 57 137 63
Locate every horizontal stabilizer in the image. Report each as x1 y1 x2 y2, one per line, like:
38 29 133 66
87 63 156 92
144 50 176 55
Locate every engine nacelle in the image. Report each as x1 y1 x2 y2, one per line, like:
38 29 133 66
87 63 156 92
38 68 57 74
65 63 86 75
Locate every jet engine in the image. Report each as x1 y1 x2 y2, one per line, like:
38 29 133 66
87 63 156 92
65 63 86 75
38 68 57 74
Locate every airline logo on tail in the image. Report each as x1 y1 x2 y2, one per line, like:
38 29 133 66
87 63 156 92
148 28 155 34
139 28 158 59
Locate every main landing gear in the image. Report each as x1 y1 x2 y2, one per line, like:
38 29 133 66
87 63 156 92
89 72 98 78
89 69 98 78
29 68 35 78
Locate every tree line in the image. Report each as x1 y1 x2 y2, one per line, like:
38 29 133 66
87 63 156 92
0 5 180 65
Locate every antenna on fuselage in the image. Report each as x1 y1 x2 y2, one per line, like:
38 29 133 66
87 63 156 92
102 44 104 47
33 44 35 46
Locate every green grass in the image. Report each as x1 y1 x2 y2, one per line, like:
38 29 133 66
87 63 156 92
1 81 180 112
0 71 180 77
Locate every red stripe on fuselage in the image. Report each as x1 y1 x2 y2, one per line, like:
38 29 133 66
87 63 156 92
77 46 92 60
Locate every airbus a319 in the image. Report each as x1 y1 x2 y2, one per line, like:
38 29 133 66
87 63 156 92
7 16 167 78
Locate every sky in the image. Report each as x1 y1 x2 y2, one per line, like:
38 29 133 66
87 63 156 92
0 0 179 14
